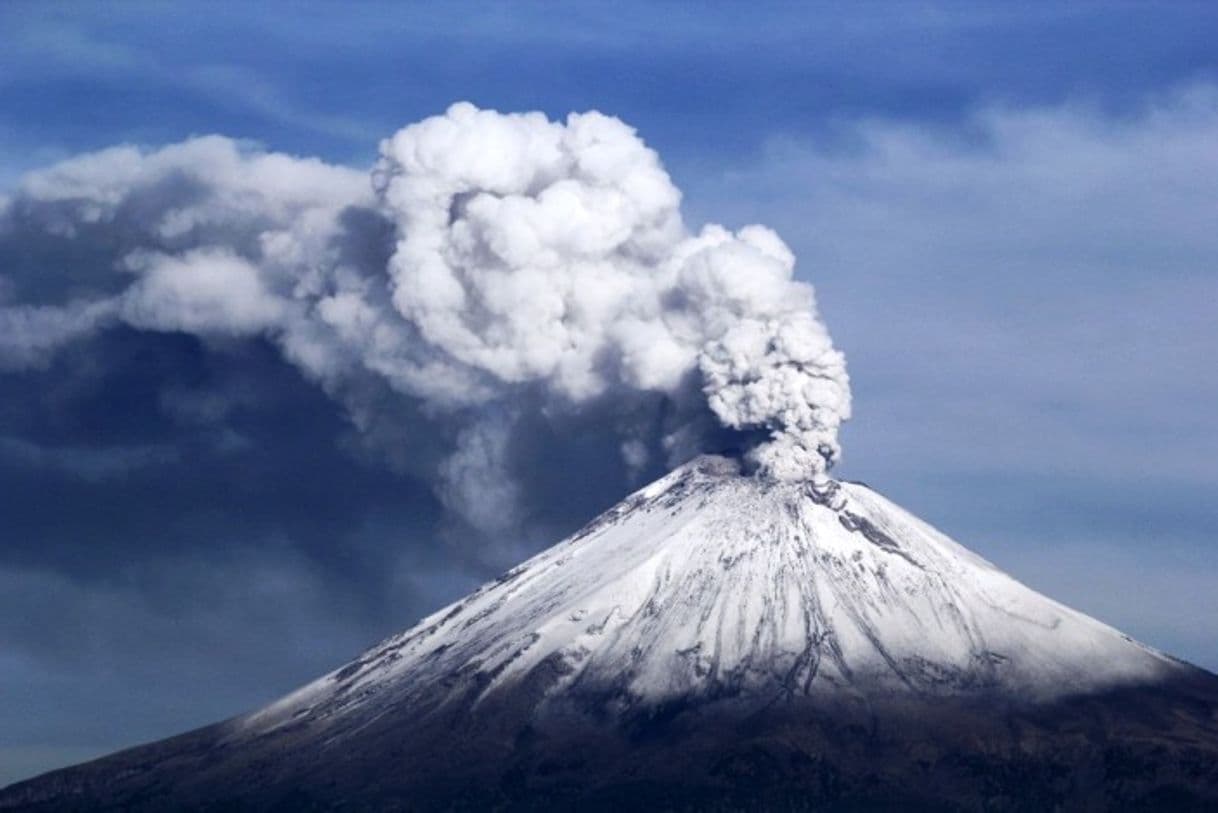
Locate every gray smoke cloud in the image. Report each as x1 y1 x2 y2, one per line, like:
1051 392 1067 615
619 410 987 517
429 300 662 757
0 103 850 531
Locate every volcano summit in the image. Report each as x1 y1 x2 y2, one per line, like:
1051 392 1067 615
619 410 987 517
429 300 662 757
4 455 1217 810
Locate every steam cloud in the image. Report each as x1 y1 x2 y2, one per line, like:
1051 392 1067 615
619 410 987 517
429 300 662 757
0 103 850 530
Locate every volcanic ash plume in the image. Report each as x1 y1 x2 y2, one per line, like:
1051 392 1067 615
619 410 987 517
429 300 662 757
0 103 851 523
371 103 851 478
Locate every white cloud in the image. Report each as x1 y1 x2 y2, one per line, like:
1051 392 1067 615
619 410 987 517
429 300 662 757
121 249 286 335
374 103 849 476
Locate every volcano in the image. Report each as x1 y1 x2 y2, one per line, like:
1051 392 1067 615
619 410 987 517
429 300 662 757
4 455 1218 810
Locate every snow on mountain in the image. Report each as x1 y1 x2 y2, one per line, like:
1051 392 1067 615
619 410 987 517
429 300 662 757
243 454 1178 739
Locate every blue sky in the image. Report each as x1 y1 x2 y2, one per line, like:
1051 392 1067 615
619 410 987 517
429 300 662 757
1 1 1216 786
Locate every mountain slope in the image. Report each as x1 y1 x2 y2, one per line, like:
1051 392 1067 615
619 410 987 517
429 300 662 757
4 455 1218 811
249 455 1178 724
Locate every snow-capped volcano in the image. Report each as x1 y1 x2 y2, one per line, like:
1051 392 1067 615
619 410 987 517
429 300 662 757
249 455 1175 733
4 456 1217 811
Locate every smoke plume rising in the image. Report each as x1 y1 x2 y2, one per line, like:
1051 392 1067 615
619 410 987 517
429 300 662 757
0 103 850 531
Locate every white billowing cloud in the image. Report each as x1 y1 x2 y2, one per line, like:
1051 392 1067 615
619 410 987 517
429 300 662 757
374 105 684 399
0 103 851 532
372 103 850 475
121 249 286 335
0 133 369 370
14 135 369 240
